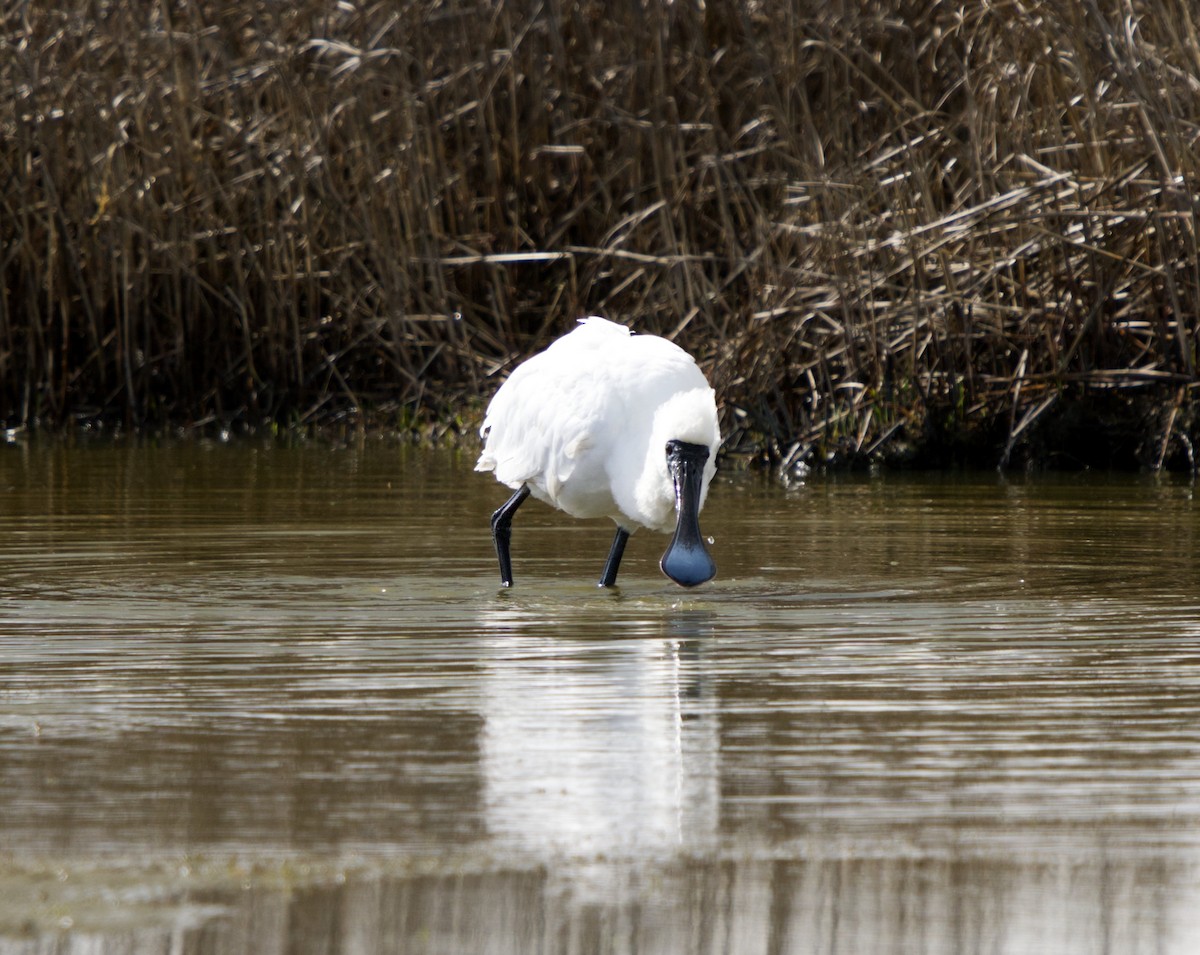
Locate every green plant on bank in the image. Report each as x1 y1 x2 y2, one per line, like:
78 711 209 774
2 0 1198 470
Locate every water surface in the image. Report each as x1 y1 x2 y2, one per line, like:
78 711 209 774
1 440 1199 953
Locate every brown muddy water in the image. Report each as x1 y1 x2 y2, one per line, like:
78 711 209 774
1 440 1199 954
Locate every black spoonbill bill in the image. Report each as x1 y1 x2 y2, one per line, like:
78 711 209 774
476 316 720 589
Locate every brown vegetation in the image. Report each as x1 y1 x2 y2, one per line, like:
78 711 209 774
3 1 1199 469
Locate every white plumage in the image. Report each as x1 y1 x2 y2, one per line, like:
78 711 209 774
477 316 720 588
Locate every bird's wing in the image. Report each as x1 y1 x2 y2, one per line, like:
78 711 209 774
476 349 602 495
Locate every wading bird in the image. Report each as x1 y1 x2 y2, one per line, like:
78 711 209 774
476 316 720 589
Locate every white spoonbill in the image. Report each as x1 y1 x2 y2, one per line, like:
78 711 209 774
476 316 720 588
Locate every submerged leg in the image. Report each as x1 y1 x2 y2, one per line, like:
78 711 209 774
490 485 530 587
598 526 631 588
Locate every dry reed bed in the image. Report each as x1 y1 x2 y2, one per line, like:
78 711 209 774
2 1 1199 468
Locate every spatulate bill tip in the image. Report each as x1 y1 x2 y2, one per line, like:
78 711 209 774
660 543 716 588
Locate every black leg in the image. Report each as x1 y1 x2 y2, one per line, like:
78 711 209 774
598 526 630 588
490 485 530 587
